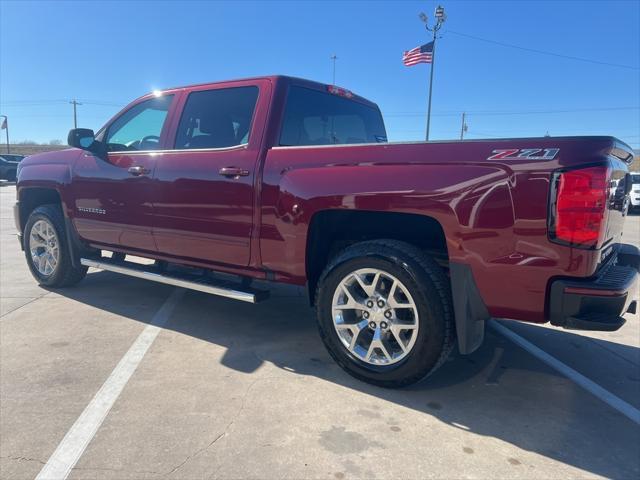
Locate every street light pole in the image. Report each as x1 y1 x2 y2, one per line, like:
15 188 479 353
70 99 82 129
420 5 447 141
0 115 9 154
425 28 437 141
331 54 338 85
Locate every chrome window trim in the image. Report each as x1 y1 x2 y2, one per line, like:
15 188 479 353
93 143 250 156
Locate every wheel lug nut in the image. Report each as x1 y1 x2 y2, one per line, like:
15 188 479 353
363 311 369 319
380 321 388 329
366 300 374 308
384 310 392 319
377 300 385 308
369 321 376 329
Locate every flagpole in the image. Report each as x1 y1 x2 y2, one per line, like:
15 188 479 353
425 29 437 141
420 5 447 142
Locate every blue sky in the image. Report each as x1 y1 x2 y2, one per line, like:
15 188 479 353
1 0 639 147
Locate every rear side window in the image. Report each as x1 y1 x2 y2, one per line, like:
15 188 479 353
175 86 259 150
280 86 387 146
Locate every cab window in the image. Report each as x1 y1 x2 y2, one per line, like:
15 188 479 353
280 86 387 146
174 86 259 150
105 95 173 152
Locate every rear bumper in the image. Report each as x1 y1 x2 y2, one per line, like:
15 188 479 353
549 243 639 331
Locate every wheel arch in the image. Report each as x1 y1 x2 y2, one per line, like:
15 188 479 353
306 210 449 304
17 187 63 235
17 186 88 267
305 209 489 355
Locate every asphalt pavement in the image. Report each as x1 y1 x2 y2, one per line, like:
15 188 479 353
1 181 638 480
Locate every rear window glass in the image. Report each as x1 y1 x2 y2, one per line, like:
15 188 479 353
175 86 259 150
280 86 387 146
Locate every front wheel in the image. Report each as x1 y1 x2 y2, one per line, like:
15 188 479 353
315 240 455 388
24 205 87 287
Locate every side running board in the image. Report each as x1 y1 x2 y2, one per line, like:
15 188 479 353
80 257 269 304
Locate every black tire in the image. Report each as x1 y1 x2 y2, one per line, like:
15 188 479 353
24 204 88 287
315 239 455 388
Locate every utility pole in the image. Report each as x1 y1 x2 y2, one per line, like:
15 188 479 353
330 54 338 85
460 112 468 140
0 116 9 154
419 5 447 141
70 99 82 129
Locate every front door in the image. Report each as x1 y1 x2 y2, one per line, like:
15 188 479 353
71 94 175 253
152 81 268 266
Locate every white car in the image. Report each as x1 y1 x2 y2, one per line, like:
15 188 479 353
630 172 640 211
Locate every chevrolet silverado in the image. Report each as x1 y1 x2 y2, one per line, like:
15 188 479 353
14 76 639 387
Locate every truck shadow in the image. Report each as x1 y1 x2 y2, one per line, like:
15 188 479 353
51 271 640 479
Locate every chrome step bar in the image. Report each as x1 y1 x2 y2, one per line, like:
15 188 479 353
80 258 268 304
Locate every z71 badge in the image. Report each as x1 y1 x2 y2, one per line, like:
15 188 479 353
487 148 559 160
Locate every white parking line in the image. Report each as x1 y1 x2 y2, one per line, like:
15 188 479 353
35 288 185 480
490 319 640 425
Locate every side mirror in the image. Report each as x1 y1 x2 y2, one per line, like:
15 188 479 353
68 128 102 152
68 128 107 157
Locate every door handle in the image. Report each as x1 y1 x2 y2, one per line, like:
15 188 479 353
128 165 150 176
219 167 250 178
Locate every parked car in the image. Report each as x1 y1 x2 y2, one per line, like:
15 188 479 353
13 76 639 387
0 154 25 181
630 172 640 212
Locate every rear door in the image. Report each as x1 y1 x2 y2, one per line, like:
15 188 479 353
152 80 270 266
71 94 175 252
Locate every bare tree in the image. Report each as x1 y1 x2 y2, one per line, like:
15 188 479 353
49 139 62 145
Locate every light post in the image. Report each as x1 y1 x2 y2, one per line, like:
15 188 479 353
419 5 447 141
0 115 9 154
331 54 338 85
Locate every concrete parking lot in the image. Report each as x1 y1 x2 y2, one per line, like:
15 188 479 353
1 181 639 480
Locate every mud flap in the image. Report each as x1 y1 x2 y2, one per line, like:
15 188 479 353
449 262 490 354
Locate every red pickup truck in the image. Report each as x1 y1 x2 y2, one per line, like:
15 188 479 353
14 76 639 387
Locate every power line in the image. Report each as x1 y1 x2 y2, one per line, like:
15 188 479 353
1 99 124 107
385 106 640 117
447 30 640 71
0 100 68 106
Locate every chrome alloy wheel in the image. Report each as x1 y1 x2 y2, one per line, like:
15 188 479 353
29 219 60 276
331 268 419 365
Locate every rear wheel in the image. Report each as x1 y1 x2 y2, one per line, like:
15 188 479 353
24 205 87 287
315 240 455 388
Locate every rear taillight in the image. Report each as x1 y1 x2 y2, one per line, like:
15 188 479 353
550 166 611 248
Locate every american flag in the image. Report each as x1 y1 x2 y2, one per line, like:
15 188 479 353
402 42 434 66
